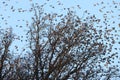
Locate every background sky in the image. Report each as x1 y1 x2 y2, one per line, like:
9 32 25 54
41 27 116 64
0 0 120 75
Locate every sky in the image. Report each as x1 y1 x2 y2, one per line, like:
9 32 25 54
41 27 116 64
0 0 120 75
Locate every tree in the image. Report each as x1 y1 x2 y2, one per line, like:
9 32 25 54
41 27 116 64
0 28 14 80
22 5 119 80
0 1 120 80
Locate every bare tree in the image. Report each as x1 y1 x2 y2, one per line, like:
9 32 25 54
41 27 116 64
0 1 120 79
0 28 14 80
23 5 119 80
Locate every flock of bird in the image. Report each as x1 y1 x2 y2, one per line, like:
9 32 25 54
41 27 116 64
0 0 120 68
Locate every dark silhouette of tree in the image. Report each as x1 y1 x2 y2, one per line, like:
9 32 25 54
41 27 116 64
0 28 14 80
0 1 120 80
18 5 119 80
